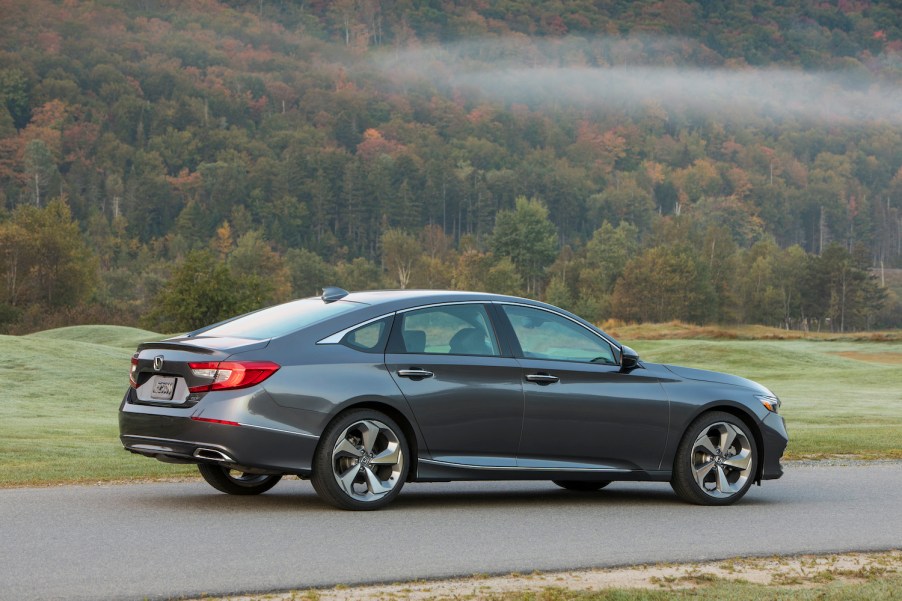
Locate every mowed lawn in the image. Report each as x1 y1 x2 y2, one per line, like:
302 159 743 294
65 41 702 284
0 326 900 486
633 339 902 458
0 326 195 486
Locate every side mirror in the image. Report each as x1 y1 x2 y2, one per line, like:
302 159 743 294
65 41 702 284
620 345 640 371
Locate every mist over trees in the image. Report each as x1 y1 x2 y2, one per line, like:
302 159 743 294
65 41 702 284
0 0 900 333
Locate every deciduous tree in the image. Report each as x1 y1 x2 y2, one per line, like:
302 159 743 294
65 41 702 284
491 196 557 294
144 249 265 333
611 246 716 324
381 228 420 289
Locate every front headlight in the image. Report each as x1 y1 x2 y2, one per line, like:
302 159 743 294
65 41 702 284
756 394 781 413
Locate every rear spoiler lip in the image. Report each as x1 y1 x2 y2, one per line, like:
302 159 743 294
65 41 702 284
136 341 218 354
136 336 271 354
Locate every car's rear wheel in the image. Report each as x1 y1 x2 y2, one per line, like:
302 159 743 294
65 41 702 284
552 480 611 491
197 463 282 495
671 411 758 505
311 409 409 510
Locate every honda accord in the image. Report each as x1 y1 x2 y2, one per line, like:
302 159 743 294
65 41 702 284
119 288 787 509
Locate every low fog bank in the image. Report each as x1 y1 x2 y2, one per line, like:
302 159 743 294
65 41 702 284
374 37 902 124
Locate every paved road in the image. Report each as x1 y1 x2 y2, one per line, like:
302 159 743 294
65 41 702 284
1 463 900 601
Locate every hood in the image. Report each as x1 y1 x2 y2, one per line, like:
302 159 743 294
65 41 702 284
664 364 772 395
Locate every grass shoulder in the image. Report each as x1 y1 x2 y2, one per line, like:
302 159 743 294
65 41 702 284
1 324 900 487
604 320 902 342
183 551 902 601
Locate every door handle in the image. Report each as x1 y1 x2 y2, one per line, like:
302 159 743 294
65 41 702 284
398 369 434 379
526 373 559 384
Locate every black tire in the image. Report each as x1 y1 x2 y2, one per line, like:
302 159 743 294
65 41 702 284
197 463 282 495
670 411 758 506
553 480 611 491
311 409 409 510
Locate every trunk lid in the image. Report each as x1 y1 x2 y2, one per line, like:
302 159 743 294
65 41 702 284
131 337 270 405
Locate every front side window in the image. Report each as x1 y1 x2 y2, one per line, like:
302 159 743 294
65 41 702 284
501 304 616 365
399 304 500 357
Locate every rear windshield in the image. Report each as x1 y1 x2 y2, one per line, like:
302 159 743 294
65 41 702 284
194 298 359 340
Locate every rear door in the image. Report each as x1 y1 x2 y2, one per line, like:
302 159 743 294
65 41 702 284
385 303 525 467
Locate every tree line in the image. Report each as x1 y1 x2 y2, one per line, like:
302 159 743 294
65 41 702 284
2 193 890 333
0 0 900 332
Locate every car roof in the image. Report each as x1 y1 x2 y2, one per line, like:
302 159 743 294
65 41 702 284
336 289 526 306
183 288 620 348
324 289 621 348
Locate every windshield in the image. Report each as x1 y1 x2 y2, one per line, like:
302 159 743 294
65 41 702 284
194 298 359 340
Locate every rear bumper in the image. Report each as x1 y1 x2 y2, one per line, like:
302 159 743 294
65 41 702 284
760 412 788 480
119 394 318 476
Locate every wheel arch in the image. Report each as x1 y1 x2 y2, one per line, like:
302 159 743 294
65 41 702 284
686 402 766 485
317 399 421 483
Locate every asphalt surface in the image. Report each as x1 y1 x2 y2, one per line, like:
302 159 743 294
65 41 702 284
1 462 901 601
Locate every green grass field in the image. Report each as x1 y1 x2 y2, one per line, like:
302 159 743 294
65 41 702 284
0 326 195 485
0 325 900 486
633 338 902 458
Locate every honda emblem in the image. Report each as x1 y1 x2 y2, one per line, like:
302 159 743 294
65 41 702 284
153 355 164 371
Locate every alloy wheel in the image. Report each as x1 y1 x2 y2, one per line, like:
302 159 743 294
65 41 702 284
690 421 754 498
330 419 405 503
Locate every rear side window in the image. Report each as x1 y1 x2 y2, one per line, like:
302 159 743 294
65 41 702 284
397 304 500 357
195 299 358 340
341 317 392 353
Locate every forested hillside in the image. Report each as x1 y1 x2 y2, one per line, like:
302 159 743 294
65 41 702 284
0 0 901 333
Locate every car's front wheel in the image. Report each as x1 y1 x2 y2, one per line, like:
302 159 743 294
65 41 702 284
197 463 282 495
671 411 758 505
311 409 409 510
553 480 611 491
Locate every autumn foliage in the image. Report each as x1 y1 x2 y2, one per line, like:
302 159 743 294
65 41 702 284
0 0 900 332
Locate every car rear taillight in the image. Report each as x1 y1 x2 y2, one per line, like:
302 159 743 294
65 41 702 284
187 361 280 393
129 354 138 388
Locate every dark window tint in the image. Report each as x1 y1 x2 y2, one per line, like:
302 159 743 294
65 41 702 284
501 304 616 365
400 304 500 357
196 299 358 340
342 317 392 353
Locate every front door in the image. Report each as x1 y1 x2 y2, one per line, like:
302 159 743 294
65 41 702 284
498 303 670 471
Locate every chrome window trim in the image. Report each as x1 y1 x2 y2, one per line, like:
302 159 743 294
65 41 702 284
317 313 394 345
492 301 620 354
395 300 493 313
316 299 619 357
316 301 497 346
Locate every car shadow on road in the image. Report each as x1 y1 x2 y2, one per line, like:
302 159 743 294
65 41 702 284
393 485 681 508
124 481 326 513
124 481 779 513
390 480 780 509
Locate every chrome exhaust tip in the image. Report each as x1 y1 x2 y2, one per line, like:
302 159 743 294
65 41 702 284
193 448 235 462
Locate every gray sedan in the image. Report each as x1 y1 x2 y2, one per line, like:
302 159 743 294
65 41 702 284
119 288 787 510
